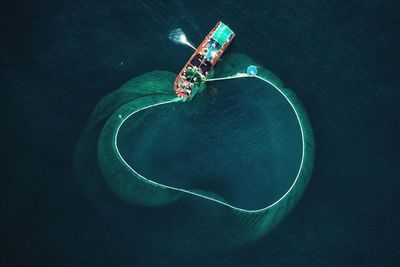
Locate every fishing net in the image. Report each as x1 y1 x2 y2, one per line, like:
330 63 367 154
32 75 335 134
74 53 314 250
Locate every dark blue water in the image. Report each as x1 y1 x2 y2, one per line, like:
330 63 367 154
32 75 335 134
1 0 399 266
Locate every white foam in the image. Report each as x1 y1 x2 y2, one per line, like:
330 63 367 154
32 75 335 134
169 28 196 50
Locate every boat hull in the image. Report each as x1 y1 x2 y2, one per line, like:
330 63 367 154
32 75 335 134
174 21 235 98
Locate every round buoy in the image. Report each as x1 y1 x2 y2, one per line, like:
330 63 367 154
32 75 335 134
247 65 257 76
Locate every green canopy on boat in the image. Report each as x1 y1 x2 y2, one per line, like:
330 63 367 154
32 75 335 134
211 23 234 45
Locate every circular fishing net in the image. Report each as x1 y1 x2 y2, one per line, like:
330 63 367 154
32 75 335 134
75 53 314 250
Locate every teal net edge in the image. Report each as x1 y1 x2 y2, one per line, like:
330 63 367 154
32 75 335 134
75 53 315 245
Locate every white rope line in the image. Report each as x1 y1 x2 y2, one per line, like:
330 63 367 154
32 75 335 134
205 73 249 82
113 75 307 213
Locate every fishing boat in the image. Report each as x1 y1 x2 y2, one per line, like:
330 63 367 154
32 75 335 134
174 21 235 98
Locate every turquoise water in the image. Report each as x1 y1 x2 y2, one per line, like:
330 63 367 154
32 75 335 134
1 0 399 266
117 78 302 210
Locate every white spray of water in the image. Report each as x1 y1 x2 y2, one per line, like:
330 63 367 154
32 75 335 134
169 28 196 50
